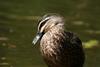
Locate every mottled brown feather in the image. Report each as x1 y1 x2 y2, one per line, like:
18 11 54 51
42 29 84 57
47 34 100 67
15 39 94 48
40 25 85 67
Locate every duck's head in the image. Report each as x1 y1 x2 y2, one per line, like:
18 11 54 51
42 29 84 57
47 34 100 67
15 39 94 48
32 13 64 45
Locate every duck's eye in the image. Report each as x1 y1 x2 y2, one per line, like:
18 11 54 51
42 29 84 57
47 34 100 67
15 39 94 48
38 18 50 30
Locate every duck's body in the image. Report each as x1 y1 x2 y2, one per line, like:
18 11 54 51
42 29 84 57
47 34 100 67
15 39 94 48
33 13 85 67
40 23 84 67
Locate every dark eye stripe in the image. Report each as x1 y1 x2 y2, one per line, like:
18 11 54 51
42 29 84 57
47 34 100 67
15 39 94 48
38 18 50 30
37 14 51 26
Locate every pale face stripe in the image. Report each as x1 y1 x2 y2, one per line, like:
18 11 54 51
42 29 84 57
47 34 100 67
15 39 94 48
38 17 50 31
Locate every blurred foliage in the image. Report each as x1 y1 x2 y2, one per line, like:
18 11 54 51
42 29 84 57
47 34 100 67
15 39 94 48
83 40 99 48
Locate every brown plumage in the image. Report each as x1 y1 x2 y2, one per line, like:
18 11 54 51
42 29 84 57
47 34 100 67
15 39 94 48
33 13 85 67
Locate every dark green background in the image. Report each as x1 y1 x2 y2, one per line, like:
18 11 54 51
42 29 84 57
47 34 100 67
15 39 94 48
0 0 100 67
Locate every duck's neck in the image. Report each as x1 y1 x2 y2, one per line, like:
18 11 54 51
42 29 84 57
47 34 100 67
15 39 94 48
49 24 64 34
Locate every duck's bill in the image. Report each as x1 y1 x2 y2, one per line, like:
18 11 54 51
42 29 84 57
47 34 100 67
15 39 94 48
32 32 43 45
